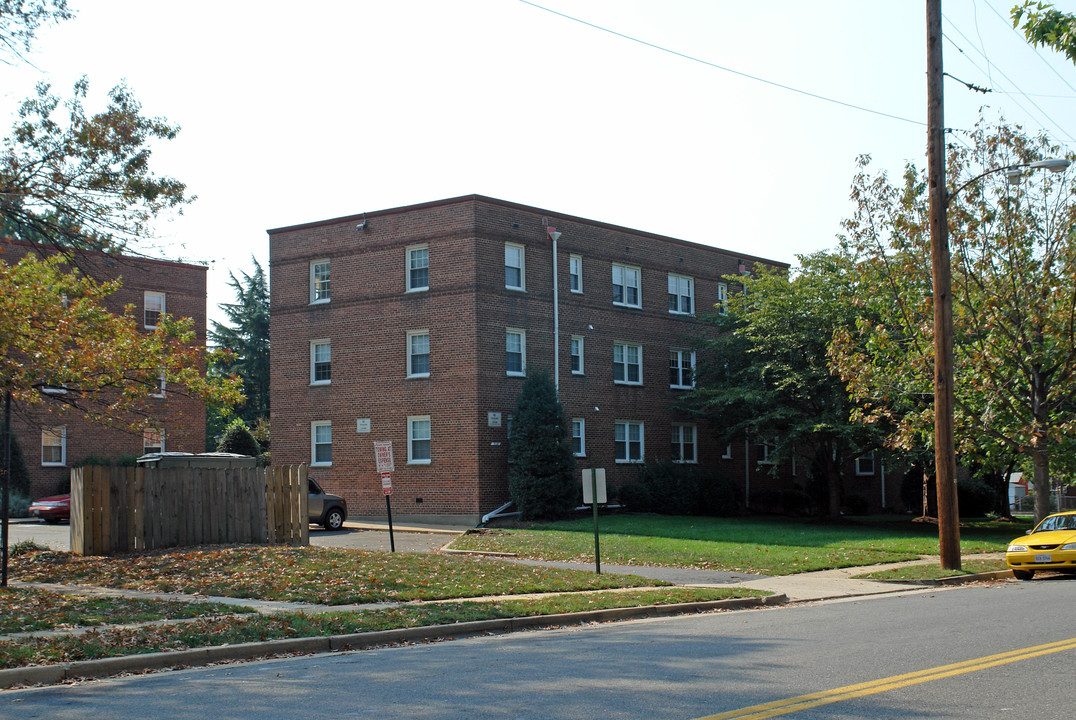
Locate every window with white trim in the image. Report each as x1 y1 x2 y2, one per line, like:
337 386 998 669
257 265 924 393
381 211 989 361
42 426 66 466
757 436 776 465
407 245 429 292
723 443 733 459
612 264 641 308
669 348 695 389
407 331 430 378
310 260 330 303
311 421 331 466
615 421 644 463
671 424 697 463
668 274 694 314
144 291 165 329
310 340 331 385
505 243 525 290
572 419 586 457
570 335 584 375
717 282 729 314
856 452 876 476
613 342 642 385
408 416 431 463
151 371 166 398
143 428 164 455
506 329 526 376
569 254 583 293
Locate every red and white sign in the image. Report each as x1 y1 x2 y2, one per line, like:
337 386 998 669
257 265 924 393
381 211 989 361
373 441 395 473
380 471 393 496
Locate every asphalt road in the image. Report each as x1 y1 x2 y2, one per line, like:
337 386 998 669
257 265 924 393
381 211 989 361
4 520 457 554
3 575 1074 718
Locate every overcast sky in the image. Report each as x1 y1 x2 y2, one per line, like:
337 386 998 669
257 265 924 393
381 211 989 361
4 0 1076 323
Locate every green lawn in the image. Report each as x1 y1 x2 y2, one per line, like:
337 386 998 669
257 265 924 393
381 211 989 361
450 514 1029 575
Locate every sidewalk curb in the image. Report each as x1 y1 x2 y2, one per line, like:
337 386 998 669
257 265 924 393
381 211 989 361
0 594 785 689
874 570 1013 585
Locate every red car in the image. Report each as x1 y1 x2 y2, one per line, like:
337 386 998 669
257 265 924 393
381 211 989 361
28 494 71 523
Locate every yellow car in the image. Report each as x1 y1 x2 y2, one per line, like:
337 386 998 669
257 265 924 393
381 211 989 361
1006 510 1076 580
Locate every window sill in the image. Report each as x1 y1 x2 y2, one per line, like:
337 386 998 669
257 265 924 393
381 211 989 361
405 287 429 294
571 371 585 376
309 299 330 306
670 385 694 391
407 374 431 380
311 462 332 468
614 381 643 387
505 286 526 293
615 459 644 464
507 372 526 378
407 459 431 465
309 381 331 387
41 462 67 468
612 302 641 310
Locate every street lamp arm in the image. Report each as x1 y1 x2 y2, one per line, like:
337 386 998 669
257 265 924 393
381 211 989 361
948 158 1071 207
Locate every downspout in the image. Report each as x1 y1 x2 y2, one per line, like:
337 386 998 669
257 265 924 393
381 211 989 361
548 227 561 396
743 431 751 508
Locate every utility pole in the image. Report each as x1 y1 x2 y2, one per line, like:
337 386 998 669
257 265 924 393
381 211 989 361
926 0 961 570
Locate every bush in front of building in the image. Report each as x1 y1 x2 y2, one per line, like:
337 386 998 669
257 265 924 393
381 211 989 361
619 460 741 516
216 419 261 458
3 490 30 518
0 433 31 496
507 371 578 520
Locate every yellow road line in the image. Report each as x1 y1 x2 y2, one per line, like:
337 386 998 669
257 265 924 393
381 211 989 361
695 636 1076 720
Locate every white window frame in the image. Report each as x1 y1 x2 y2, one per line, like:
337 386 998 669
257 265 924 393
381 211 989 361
612 263 641 308
856 452 876 476
572 418 586 457
407 330 430 378
506 328 526 377
311 421 332 466
669 348 696 389
723 443 734 460
668 273 695 315
614 420 644 463
143 427 165 455
505 242 525 291
144 291 165 329
613 342 642 385
757 436 776 465
408 416 432 464
671 424 697 464
310 340 331 385
570 335 584 375
41 426 66 466
717 282 729 314
310 259 330 304
569 254 583 293
407 244 429 292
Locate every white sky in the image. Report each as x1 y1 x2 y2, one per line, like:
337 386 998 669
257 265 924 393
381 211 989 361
4 0 1076 325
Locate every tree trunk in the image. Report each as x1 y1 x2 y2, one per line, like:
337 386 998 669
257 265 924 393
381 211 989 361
1032 435 1051 524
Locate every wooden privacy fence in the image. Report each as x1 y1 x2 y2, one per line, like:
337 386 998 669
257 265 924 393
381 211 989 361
71 465 309 556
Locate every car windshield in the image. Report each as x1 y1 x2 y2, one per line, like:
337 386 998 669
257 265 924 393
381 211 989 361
1036 515 1076 532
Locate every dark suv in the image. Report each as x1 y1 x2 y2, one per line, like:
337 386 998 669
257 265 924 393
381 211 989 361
309 478 347 530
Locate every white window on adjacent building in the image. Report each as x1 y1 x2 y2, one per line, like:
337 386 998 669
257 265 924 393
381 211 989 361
143 428 165 455
144 291 165 329
612 263 641 308
311 421 332 466
570 335 584 375
668 273 695 315
717 282 729 314
757 436 776 465
569 254 583 293
613 342 642 385
856 452 876 476
723 443 734 460
310 340 331 385
669 348 695 389
151 371 167 398
41 426 66 466
571 419 586 457
671 424 697 463
407 245 429 292
310 260 330 303
408 416 431 464
407 331 430 378
506 329 526 376
505 243 525 291
615 421 644 463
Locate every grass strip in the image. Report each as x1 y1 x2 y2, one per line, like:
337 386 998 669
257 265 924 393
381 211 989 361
854 558 1009 581
0 587 250 634
10 547 664 605
451 515 1028 576
0 587 763 668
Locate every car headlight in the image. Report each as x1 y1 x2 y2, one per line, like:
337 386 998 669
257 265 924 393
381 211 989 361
1062 543 1076 551
1008 544 1028 553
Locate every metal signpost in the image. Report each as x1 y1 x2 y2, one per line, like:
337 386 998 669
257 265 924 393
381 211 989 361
374 441 396 552
582 468 607 574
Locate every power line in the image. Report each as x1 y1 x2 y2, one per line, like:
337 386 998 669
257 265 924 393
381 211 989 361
983 0 1076 96
517 0 925 127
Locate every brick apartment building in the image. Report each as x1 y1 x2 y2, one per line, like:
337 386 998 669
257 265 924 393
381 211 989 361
269 194 900 524
2 240 208 499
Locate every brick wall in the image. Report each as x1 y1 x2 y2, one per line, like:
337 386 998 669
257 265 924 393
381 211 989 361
1 241 208 499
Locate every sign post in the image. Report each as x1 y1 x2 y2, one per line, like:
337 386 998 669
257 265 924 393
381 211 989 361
374 441 396 552
582 468 607 574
